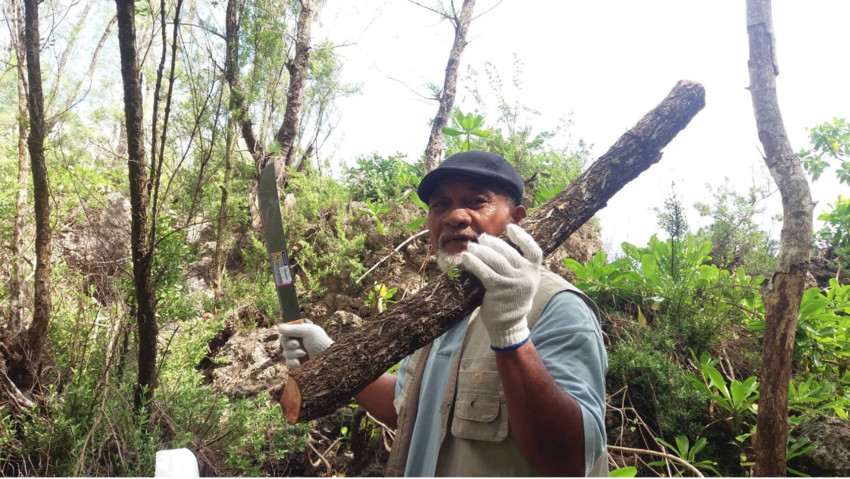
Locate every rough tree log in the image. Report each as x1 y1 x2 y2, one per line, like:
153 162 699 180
278 80 706 424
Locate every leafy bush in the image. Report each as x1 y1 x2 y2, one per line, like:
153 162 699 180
693 179 778 278
799 117 850 269
566 235 765 356
343 153 421 203
285 169 368 300
608 342 707 440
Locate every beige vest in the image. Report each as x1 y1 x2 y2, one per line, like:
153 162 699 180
385 270 608 477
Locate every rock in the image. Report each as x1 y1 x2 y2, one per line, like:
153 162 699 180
58 192 131 302
324 311 365 339
208 326 289 398
791 415 850 476
187 222 216 245
543 220 604 283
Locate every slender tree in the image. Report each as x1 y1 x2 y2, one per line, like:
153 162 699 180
6 0 28 337
226 0 317 179
745 0 814 475
420 0 476 172
23 0 51 377
275 0 315 171
114 0 157 411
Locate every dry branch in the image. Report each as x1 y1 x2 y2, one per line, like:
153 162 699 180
277 80 706 424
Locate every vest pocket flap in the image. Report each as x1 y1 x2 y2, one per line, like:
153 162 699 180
454 392 500 422
451 392 509 442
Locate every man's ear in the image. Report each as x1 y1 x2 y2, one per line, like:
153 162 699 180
510 204 527 223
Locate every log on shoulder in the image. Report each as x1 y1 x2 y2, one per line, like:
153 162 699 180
277 80 706 424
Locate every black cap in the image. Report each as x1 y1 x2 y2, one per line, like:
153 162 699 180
417 151 523 205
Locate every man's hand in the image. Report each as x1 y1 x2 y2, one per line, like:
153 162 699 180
279 323 334 368
461 223 542 350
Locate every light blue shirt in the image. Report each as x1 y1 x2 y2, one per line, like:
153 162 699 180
395 290 608 476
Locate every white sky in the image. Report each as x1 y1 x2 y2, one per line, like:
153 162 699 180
314 1 850 254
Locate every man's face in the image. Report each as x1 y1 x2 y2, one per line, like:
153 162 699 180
427 179 526 271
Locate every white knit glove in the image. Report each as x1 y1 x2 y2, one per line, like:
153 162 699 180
279 322 334 368
461 224 542 350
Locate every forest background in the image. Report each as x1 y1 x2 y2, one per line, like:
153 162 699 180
0 0 849 477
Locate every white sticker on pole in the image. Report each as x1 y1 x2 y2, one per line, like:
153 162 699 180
271 250 293 286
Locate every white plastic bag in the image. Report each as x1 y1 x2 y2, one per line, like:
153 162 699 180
155 448 199 477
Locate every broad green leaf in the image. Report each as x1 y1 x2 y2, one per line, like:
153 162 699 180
730 377 758 406
411 193 429 212
407 217 426 231
471 129 493 138
674 435 689 457
454 110 465 125
460 112 475 130
691 437 707 456
442 126 463 137
641 254 657 279
609 466 637 477
703 364 727 395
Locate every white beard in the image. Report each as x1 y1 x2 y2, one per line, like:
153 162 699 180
436 247 464 273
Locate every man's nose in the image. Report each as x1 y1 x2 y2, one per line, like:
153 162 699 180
444 206 471 227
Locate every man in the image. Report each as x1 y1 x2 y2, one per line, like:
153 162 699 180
281 151 608 476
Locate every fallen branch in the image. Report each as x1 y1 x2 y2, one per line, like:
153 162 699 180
607 445 704 477
277 80 706 424
355 229 430 284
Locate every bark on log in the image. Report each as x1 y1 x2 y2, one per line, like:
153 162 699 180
278 80 706 424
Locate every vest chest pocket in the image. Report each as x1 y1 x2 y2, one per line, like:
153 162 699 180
451 369 509 442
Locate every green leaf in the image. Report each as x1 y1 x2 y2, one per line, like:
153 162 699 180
459 112 475 130
691 437 707 456
703 364 728 395
674 435 689 457
442 126 463 137
609 466 638 477
471 129 493 138
641 254 657 279
454 110 465 126
730 376 758 406
407 217 426 231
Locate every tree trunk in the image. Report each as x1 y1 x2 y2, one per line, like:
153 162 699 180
746 1 814 476
275 0 315 171
278 80 706 424
23 0 51 374
9 0 28 337
422 0 476 173
115 0 158 412
215 0 241 301
214 118 234 301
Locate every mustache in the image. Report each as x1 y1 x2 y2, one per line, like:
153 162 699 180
438 230 479 245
